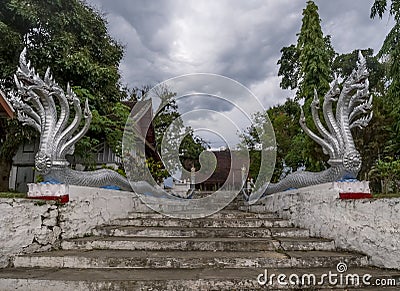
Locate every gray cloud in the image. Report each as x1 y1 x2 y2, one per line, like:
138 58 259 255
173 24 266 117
316 0 393 53
177 94 234 113
87 0 392 106
86 0 393 147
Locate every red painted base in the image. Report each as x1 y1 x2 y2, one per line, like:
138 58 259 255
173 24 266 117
339 193 373 200
27 194 69 204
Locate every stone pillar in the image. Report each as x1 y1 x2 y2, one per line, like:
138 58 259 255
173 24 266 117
241 165 246 190
190 166 195 189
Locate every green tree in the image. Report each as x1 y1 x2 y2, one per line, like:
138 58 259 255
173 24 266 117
241 99 308 182
179 132 209 171
0 0 124 104
72 87 130 168
277 45 300 91
0 0 126 190
276 0 335 173
332 49 386 94
147 85 209 180
268 99 305 180
278 0 335 101
297 2 335 102
369 157 400 194
371 0 400 156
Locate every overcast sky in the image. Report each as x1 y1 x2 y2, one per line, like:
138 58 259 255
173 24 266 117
85 0 394 148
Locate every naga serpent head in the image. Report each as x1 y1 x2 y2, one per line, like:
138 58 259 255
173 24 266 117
342 150 362 178
35 152 52 175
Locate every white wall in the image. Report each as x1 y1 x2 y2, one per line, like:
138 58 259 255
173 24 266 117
0 186 149 268
251 183 400 270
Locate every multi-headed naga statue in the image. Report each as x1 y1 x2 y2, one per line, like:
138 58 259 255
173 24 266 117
10 49 132 191
262 52 372 196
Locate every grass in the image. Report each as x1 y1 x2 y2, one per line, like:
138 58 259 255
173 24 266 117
0 192 56 205
372 193 400 199
0 192 27 199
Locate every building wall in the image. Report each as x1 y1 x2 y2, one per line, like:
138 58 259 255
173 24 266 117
10 141 121 192
10 141 39 193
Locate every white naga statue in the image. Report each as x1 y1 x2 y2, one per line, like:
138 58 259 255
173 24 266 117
10 49 132 191
263 52 372 196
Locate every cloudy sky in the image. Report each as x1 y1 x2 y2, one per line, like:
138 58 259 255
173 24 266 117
86 0 394 148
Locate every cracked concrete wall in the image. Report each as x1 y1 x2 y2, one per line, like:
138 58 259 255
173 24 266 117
59 186 146 239
0 199 61 268
0 186 148 268
258 183 400 270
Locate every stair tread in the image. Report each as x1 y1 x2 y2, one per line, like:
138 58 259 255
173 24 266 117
66 236 331 242
112 217 290 227
286 250 366 258
64 236 306 242
115 217 287 221
277 237 333 242
17 249 288 259
61 236 335 252
99 225 305 231
126 211 279 219
17 249 365 261
65 236 276 242
1 267 398 281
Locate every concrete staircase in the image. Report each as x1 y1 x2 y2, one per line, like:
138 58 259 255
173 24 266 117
0 209 399 290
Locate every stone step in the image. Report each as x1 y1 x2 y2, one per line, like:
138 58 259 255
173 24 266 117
62 236 279 252
278 237 335 251
125 210 279 220
111 217 293 228
239 205 269 213
92 226 309 238
271 227 310 238
61 236 335 252
13 250 367 269
14 250 286 269
0 267 398 290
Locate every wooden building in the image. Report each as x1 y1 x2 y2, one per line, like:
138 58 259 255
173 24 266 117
182 150 250 191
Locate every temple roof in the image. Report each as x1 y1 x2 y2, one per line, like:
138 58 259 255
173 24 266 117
0 90 14 119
